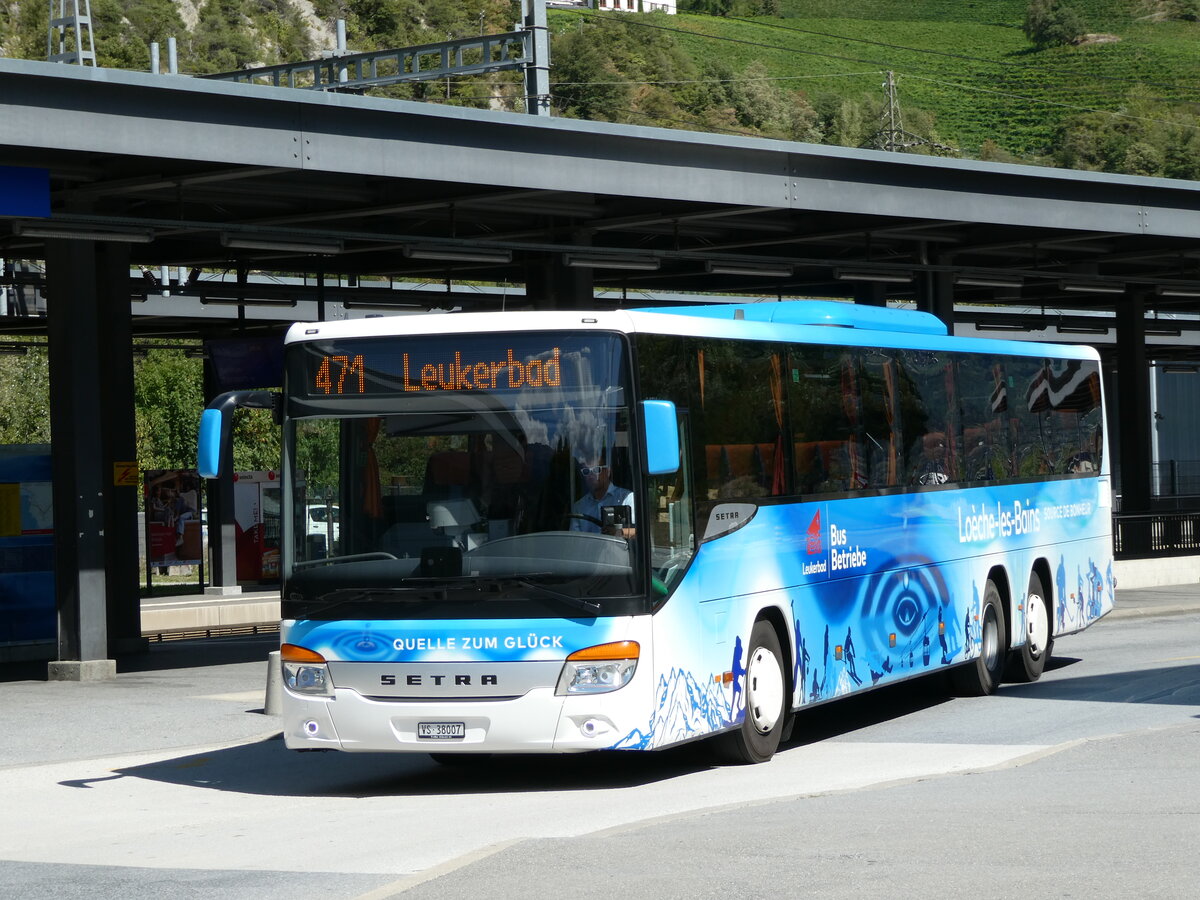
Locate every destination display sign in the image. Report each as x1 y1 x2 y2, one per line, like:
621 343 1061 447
291 333 622 400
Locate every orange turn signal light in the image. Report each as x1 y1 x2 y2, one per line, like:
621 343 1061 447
281 643 326 664
566 640 640 662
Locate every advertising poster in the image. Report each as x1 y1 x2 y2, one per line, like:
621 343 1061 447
144 469 203 566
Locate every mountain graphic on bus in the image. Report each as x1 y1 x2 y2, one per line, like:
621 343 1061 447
614 666 733 749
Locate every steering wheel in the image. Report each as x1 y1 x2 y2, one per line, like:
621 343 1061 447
564 513 603 528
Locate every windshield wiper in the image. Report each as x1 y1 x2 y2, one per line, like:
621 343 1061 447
496 577 602 615
293 552 400 570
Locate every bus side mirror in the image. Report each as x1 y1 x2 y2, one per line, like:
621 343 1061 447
197 408 225 479
642 399 679 476
197 390 281 479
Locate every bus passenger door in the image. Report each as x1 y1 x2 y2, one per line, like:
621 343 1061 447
644 405 695 602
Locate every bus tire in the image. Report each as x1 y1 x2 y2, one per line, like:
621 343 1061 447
715 620 787 764
950 579 1006 697
1005 571 1052 683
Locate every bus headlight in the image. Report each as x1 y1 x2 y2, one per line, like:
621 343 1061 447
281 643 334 697
556 641 639 695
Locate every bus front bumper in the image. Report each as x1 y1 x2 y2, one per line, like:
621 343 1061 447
281 683 651 754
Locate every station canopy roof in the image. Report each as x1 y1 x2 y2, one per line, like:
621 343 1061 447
2 58 1200 348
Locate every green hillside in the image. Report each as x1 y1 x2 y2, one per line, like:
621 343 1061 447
547 1 1200 173
5 0 1199 175
770 0 1200 158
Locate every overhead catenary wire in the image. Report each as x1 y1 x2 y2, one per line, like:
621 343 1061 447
360 11 1200 147
721 14 1200 97
559 11 1200 138
551 71 881 87
904 72 1200 132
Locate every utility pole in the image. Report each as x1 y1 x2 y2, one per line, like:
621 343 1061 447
47 0 96 66
869 71 954 155
523 0 551 116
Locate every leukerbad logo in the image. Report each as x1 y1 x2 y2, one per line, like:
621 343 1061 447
806 510 822 555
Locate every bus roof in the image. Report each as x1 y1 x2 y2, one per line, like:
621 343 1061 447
284 301 1099 361
633 300 948 336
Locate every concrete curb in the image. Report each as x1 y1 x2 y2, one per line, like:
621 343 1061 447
1106 604 1200 620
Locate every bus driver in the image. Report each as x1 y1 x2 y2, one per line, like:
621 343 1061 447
571 457 635 538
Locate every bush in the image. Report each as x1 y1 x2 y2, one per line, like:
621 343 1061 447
1023 0 1086 49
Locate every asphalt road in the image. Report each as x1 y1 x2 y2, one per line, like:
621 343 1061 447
1 593 1197 899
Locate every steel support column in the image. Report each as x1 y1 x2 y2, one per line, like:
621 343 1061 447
45 239 134 678
853 282 887 307
1116 291 1152 524
919 263 955 331
204 357 239 592
525 256 593 309
96 243 144 655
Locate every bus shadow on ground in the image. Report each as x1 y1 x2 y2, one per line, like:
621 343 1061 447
107 661 1162 800
782 672 955 747
998 662 1200 706
109 734 721 799
110 676 962 798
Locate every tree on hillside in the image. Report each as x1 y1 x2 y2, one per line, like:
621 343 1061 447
552 29 632 121
133 347 281 473
134 349 205 471
1023 0 1086 49
91 0 185 70
678 0 778 13
0 344 51 446
1162 0 1200 21
1052 88 1200 180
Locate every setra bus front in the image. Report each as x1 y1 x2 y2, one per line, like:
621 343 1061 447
201 318 677 755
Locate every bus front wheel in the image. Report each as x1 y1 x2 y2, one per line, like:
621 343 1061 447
716 620 787 764
1005 572 1052 683
951 580 1006 697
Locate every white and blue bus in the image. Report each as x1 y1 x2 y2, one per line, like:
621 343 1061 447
199 300 1113 763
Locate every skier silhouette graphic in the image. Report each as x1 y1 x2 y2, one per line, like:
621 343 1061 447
843 627 862 686
729 635 746 724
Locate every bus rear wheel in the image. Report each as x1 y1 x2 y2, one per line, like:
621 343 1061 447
715 620 787 764
950 580 1006 697
1005 572 1052 683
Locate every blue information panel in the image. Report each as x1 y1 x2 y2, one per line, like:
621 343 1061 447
0 166 51 218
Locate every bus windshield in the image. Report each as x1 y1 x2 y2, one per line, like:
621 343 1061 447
283 331 645 620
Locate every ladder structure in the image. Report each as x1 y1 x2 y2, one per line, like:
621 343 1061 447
47 0 97 66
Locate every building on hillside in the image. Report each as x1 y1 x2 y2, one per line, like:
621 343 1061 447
549 0 677 12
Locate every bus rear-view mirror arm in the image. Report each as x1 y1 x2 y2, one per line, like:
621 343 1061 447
197 389 282 479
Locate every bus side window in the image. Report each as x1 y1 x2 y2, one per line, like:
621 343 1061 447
897 350 953 486
955 355 1011 482
696 340 785 500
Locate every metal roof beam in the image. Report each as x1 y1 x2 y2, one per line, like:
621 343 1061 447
61 166 291 199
